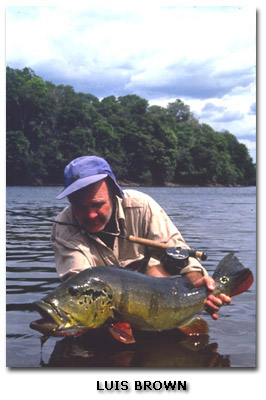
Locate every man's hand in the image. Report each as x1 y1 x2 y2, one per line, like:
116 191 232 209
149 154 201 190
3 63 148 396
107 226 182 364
191 275 231 320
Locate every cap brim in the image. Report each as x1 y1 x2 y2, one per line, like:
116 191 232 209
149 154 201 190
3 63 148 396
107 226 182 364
56 174 108 199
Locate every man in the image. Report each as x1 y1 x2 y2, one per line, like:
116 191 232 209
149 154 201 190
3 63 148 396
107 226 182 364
52 155 231 319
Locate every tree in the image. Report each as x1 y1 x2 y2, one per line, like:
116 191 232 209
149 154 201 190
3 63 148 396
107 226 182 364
6 131 31 184
167 99 193 123
6 66 256 187
118 94 149 126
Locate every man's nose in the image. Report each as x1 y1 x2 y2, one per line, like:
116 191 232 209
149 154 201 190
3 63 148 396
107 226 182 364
87 208 98 219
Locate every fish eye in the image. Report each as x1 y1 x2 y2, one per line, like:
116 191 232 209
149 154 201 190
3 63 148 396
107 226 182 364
68 286 79 296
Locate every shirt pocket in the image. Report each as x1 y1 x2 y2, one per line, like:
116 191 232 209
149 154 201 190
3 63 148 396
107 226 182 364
117 239 144 264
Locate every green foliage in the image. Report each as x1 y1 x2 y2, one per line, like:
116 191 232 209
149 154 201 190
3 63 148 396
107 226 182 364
6 130 31 184
6 67 256 186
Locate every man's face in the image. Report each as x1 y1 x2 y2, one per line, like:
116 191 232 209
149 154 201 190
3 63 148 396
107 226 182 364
70 179 113 233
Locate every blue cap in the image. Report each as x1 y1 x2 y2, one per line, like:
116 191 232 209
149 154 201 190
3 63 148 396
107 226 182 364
56 156 124 199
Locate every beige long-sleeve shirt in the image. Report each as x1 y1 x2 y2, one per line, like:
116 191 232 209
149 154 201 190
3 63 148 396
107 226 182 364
51 189 206 280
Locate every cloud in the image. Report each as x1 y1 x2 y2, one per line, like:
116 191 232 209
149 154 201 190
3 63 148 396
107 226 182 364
123 60 255 101
248 102 256 115
197 102 226 118
34 58 133 97
237 133 256 142
6 6 256 101
212 110 245 123
196 101 245 124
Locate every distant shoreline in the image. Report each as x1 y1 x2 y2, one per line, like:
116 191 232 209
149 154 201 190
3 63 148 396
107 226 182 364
6 182 255 188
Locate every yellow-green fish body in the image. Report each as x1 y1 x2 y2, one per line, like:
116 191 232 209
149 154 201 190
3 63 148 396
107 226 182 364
30 253 253 343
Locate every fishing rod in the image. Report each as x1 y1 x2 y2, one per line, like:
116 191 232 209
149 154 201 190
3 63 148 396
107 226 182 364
7 209 210 262
7 209 82 229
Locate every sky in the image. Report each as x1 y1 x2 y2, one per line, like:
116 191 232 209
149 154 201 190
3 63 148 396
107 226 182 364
5 4 256 162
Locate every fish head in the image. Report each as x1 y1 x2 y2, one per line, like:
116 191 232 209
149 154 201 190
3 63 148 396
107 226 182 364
30 276 114 337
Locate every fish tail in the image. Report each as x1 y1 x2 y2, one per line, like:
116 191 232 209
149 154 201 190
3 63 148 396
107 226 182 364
212 253 254 297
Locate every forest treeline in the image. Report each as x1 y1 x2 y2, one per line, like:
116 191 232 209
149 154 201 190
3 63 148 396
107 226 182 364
6 67 256 186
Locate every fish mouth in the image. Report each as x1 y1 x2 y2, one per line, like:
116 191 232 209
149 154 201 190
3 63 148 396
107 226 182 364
30 300 89 337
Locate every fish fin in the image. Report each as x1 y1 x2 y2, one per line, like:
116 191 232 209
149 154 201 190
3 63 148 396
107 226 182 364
108 322 136 344
228 269 254 297
212 253 247 280
111 308 156 330
178 317 209 336
212 253 254 297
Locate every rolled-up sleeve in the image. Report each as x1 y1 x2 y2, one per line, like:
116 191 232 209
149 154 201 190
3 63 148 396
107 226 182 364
51 223 91 280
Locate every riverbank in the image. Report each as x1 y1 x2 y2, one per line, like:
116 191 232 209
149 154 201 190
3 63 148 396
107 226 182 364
6 181 255 188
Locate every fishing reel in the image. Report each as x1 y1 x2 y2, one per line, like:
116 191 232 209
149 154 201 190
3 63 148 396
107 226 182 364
161 247 208 275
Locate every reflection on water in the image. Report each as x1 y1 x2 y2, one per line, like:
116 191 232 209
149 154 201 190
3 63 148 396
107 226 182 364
41 329 230 368
6 186 256 367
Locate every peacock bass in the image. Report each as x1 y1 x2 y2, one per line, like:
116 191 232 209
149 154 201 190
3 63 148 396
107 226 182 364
30 253 253 344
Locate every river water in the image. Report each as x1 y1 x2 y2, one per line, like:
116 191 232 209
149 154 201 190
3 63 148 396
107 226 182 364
6 186 256 368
